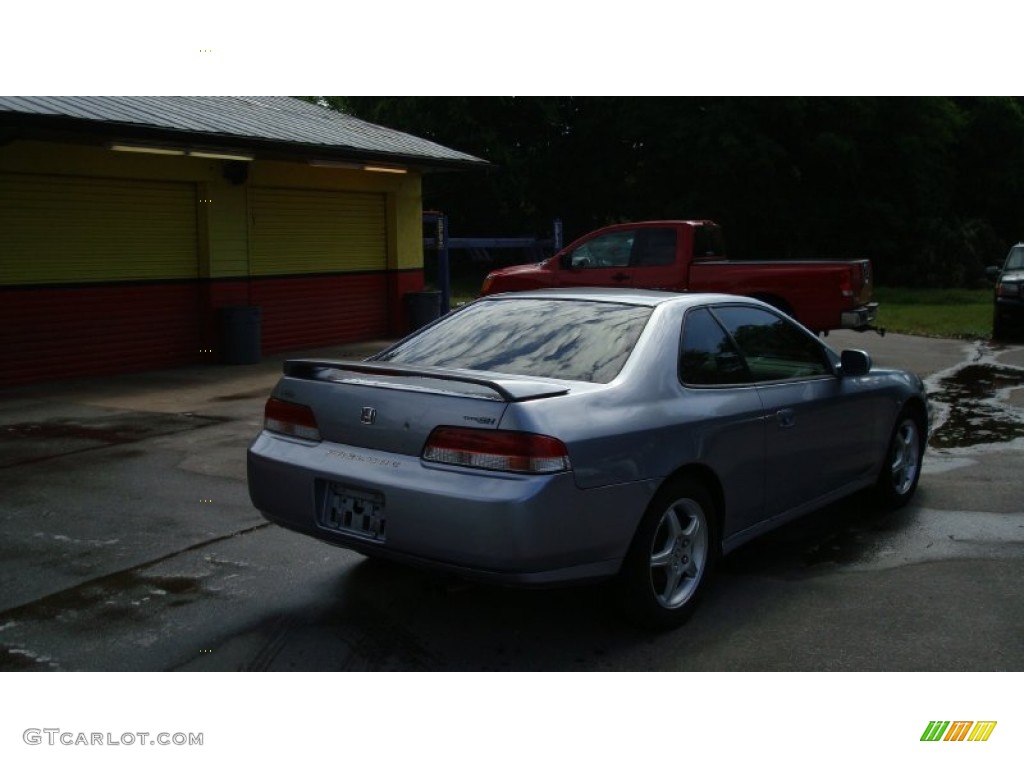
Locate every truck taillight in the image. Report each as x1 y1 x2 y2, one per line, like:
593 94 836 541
839 270 855 298
264 398 322 441
422 427 571 474
840 263 872 301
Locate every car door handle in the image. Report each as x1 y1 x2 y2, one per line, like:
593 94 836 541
611 272 630 282
776 408 796 429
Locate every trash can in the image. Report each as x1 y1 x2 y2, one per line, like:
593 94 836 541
221 306 262 364
405 291 441 332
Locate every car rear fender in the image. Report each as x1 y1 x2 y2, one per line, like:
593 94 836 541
656 464 726 553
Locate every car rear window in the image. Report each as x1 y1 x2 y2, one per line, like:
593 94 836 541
373 298 652 383
1007 246 1024 270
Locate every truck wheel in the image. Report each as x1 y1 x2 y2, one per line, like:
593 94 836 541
616 479 718 629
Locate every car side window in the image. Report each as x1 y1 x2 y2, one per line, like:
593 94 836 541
679 308 751 386
565 230 634 269
711 306 831 382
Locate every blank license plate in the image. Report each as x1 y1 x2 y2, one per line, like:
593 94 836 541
321 484 386 541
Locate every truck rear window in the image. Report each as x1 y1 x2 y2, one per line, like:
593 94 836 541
693 224 725 259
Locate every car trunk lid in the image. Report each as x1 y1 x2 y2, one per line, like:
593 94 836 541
273 360 570 457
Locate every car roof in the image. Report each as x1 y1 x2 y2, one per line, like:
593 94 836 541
480 287 751 308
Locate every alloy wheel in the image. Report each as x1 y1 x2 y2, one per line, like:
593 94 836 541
890 418 921 497
648 498 709 609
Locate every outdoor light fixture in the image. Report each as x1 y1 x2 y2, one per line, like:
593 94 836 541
108 143 185 156
108 143 253 161
188 150 254 162
308 159 408 174
308 159 364 170
362 165 407 174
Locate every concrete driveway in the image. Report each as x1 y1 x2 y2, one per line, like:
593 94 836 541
0 331 1021 671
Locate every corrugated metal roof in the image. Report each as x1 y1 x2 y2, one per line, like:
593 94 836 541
0 96 487 168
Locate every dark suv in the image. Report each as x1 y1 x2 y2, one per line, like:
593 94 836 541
989 244 1024 340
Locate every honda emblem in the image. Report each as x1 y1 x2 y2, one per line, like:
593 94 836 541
360 406 376 425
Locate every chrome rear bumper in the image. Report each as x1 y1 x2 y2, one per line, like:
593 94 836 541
841 302 879 329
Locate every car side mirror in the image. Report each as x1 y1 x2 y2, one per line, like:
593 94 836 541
840 349 872 377
985 265 1002 281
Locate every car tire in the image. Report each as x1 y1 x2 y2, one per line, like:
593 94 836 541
617 478 718 629
875 408 924 510
992 310 1007 342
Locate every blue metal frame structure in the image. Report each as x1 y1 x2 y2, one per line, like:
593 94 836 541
422 212 563 314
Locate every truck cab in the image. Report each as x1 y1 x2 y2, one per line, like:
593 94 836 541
481 221 722 293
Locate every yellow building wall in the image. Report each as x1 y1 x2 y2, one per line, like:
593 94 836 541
0 140 425 281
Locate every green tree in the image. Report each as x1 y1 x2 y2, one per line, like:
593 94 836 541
309 96 1024 287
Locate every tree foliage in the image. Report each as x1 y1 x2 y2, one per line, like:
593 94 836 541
312 97 1024 287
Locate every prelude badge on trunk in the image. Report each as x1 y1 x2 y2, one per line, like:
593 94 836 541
360 406 376 425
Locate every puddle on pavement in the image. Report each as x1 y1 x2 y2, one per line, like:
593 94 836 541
0 412 229 468
2 413 226 444
0 571 210 671
928 364 1024 448
0 645 56 671
0 572 208 629
212 389 271 402
3 421 148 443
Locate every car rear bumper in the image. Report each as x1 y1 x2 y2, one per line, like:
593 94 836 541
247 432 652 586
994 297 1024 324
841 302 879 329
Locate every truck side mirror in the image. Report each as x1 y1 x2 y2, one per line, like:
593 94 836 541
563 253 592 270
986 265 1002 281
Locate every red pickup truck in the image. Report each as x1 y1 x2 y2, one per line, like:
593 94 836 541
480 220 879 334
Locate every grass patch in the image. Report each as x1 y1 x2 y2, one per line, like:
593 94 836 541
449 274 485 306
426 261 490 307
874 287 993 339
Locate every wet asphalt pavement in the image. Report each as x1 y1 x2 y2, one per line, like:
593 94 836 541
0 332 1022 671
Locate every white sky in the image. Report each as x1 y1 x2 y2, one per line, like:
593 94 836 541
4 1 1022 94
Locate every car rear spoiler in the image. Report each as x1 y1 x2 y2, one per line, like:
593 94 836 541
283 359 571 403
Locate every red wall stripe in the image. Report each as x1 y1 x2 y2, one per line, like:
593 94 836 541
248 273 390 354
1 283 201 387
2 271 424 388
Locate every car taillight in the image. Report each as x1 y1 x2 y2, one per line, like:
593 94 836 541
997 281 1021 298
422 427 571 474
481 274 495 295
264 398 322 441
